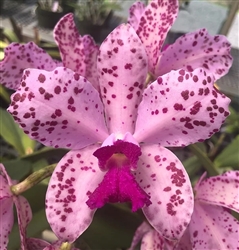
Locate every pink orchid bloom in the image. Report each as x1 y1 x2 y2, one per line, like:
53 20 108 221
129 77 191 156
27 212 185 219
7 15 231 244
129 171 239 250
0 14 99 91
128 0 232 80
0 163 32 250
177 171 239 250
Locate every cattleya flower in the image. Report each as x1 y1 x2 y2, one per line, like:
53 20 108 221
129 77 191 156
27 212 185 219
1 0 232 246
0 163 79 250
0 163 31 250
7 15 231 245
128 0 232 81
177 171 239 250
0 14 99 91
129 171 239 250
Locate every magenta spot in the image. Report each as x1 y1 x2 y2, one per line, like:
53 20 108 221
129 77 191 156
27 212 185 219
163 187 172 192
162 108 168 113
174 103 183 111
54 86 61 94
38 73 46 83
154 155 161 162
108 81 114 87
127 93 133 99
125 63 132 70
181 90 189 100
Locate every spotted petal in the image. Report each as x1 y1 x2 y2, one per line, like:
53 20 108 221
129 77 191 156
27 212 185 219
0 42 61 90
0 177 14 250
46 145 105 242
8 67 108 149
134 145 194 241
134 68 230 146
13 196 32 250
141 230 165 250
189 202 239 249
54 14 99 90
97 23 148 134
26 238 51 250
195 171 239 213
132 0 178 73
128 1 146 30
128 222 151 250
156 29 233 81
0 164 14 249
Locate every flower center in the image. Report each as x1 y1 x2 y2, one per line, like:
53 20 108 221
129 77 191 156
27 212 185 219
86 137 151 211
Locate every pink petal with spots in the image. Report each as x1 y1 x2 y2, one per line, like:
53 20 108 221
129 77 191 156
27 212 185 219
54 14 99 90
0 198 14 249
189 202 239 250
134 68 230 146
8 67 109 149
175 227 192 250
0 42 62 90
128 1 146 30
14 196 32 250
141 230 165 250
97 23 148 134
26 238 51 250
195 171 239 213
0 164 14 249
128 222 151 250
156 29 232 81
133 0 178 73
135 145 194 241
46 145 105 242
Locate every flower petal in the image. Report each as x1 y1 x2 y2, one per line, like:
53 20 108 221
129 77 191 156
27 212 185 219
134 68 230 146
175 227 192 250
97 23 148 134
46 145 105 242
0 42 61 90
13 195 32 250
128 222 151 250
54 13 99 90
8 67 108 149
0 198 14 249
128 1 146 30
135 145 194 241
141 230 165 250
189 202 239 249
156 29 233 81
133 0 178 72
195 171 239 213
26 238 51 250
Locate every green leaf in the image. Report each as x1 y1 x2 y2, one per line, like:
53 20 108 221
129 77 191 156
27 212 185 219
2 159 32 181
183 155 202 179
214 135 239 168
0 85 11 103
22 147 68 163
0 107 36 156
81 203 142 249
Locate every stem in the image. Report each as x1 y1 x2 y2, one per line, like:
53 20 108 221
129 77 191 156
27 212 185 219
188 144 219 176
11 164 56 195
208 133 226 159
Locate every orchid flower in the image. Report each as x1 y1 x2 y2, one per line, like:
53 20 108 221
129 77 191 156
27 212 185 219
177 171 239 250
0 163 32 250
7 13 231 244
128 0 232 81
129 171 239 250
0 14 99 91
